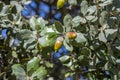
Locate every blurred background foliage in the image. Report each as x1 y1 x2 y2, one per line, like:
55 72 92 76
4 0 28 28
0 0 120 80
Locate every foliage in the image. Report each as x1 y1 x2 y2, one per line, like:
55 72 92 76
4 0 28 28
0 0 120 80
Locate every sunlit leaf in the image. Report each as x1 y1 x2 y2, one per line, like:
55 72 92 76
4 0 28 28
59 55 70 62
80 0 88 15
12 64 26 80
12 50 18 58
72 16 86 27
37 17 48 29
64 40 73 51
31 66 47 79
63 14 72 31
29 17 41 30
0 5 10 14
99 11 108 25
87 5 97 15
68 0 77 5
98 31 107 43
27 57 40 72
75 33 87 43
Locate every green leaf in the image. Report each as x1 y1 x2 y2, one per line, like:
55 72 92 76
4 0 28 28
38 35 55 47
10 1 23 13
12 51 18 58
44 61 53 68
65 72 74 78
40 27 55 36
0 2 4 12
104 62 109 70
64 40 73 51
81 47 91 56
85 15 95 21
99 0 113 7
31 66 47 79
9 37 15 47
105 29 117 37
12 64 26 80
27 57 40 72
23 38 36 49
15 13 22 25
98 31 107 43
116 46 120 50
37 17 48 29
107 54 116 64
99 11 108 25
78 55 84 61
63 60 73 67
54 20 63 33
75 33 87 43
116 59 120 64
59 55 70 62
38 36 48 47
11 5 17 14
105 29 117 41
29 17 41 30
63 14 72 31
87 5 97 15
72 16 86 27
47 32 57 39
80 0 88 15
18 29 32 40
0 5 10 14
91 16 98 22
68 0 77 5
7 14 14 21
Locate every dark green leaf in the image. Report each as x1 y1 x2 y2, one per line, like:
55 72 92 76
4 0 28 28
54 20 64 33
81 47 91 56
0 2 4 12
10 1 23 13
18 29 32 40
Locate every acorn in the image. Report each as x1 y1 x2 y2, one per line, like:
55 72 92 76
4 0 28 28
54 36 64 51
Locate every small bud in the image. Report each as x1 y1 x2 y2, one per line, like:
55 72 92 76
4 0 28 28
66 31 77 39
57 0 66 9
